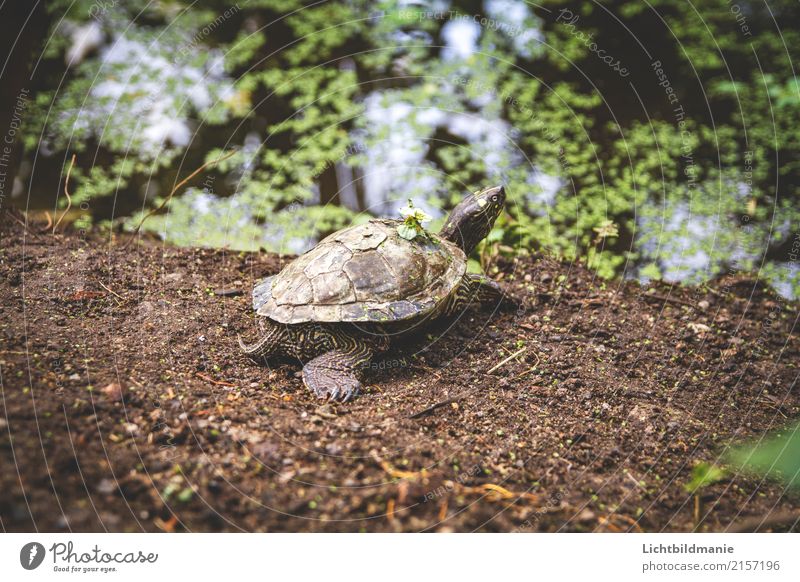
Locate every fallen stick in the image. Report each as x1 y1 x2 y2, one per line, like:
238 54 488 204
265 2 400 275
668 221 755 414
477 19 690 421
513 351 541 379
98 281 124 301
408 391 474 419
410 348 529 419
7 210 44 239
52 154 76 233
195 372 237 387
487 346 527 374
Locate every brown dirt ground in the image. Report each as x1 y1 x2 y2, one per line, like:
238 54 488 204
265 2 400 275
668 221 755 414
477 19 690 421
2 210 799 533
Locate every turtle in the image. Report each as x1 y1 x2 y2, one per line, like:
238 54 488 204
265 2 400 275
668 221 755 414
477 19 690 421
239 185 506 401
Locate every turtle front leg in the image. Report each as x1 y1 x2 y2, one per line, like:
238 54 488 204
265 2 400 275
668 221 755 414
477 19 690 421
301 335 377 402
445 274 503 316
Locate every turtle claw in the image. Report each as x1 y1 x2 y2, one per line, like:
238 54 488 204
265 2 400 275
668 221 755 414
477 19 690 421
317 380 360 402
301 348 371 403
339 382 361 402
303 366 362 402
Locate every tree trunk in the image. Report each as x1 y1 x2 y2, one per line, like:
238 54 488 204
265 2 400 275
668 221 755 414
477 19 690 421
0 1 50 211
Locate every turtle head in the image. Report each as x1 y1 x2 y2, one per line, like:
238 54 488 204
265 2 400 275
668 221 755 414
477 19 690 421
439 186 506 255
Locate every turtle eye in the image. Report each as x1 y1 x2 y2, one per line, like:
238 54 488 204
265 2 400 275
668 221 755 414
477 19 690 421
491 195 498 202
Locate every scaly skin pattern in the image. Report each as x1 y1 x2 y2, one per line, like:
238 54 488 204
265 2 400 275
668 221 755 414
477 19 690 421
238 321 388 401
239 273 501 401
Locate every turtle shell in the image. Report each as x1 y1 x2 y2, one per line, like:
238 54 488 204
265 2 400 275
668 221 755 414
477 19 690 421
254 219 466 324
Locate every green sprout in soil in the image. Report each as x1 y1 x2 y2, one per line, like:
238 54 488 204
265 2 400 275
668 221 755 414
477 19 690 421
397 199 432 241
685 462 727 494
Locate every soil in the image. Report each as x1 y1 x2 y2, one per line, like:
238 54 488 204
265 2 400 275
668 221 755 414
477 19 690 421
2 210 799 533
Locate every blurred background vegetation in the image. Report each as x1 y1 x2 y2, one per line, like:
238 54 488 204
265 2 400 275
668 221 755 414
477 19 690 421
4 0 800 296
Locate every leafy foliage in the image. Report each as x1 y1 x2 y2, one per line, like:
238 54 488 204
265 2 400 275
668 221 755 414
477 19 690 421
727 422 800 490
17 0 800 293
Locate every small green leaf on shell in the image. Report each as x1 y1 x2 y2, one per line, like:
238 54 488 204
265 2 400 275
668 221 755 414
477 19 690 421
397 224 418 240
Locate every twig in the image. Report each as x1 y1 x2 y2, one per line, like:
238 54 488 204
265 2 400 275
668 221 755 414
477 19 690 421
43 211 53 231
459 482 539 502
408 386 481 419
371 451 426 480
488 347 527 374
499 344 521 358
386 498 396 524
6 210 43 239
625 471 648 492
598 513 643 533
514 351 542 379
372 454 541 507
409 349 532 419
195 372 237 387
97 281 124 301
154 514 178 533
693 494 702 531
53 154 76 234
124 149 237 247
419 364 443 380
438 499 448 522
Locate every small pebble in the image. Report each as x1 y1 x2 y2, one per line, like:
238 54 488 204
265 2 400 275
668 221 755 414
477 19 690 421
96 479 116 495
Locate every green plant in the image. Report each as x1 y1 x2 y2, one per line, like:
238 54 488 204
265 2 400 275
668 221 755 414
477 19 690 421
684 462 727 494
16 0 800 295
397 200 433 241
726 422 800 490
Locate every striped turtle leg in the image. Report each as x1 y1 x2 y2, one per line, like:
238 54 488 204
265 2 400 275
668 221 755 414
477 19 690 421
301 333 377 402
468 273 503 303
444 274 503 316
238 318 287 360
